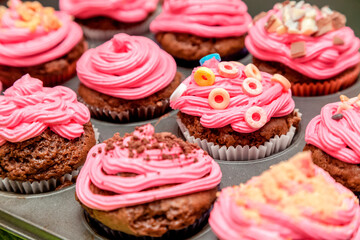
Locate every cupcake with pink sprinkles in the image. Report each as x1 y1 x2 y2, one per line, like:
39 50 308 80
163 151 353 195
170 54 301 161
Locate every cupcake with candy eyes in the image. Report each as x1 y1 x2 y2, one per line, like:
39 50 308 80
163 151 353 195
0 74 96 194
209 152 360 240
304 94 360 195
150 0 252 66
77 33 182 122
246 1 360 96
76 124 222 239
59 0 160 40
170 54 301 161
0 0 86 89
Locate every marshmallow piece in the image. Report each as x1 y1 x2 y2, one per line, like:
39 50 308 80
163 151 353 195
321 6 333 16
301 18 318 35
315 16 333 37
265 14 283 33
305 8 317 19
333 36 345 45
290 8 305 21
291 41 306 58
331 11 346 30
286 20 300 34
295 0 305 8
276 25 288 35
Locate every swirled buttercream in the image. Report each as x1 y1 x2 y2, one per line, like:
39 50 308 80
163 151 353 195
77 33 177 100
305 95 360 164
150 0 252 38
245 3 360 80
209 152 360 240
0 74 90 146
60 0 158 22
0 0 83 67
76 124 222 210
170 58 295 133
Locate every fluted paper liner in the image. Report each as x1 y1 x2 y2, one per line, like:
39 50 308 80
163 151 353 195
0 126 100 194
177 110 301 161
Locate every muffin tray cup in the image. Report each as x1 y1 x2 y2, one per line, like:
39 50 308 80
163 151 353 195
0 1 360 239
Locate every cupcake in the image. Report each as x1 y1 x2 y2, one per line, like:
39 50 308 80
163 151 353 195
0 0 86 89
304 94 360 194
76 124 222 239
0 74 96 194
170 54 301 161
77 33 181 122
150 0 252 66
59 0 159 40
245 1 360 96
209 152 360 239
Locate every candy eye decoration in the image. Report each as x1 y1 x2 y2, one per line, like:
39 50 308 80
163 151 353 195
244 64 262 81
199 53 221 66
218 62 240 78
194 67 215 86
242 78 263 96
245 106 267 129
271 74 291 92
208 88 230 110
170 83 187 102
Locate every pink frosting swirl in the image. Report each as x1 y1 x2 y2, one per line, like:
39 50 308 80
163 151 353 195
0 74 90 146
209 152 360 240
170 59 295 133
150 0 252 38
77 33 177 100
0 1 83 67
59 0 158 22
305 100 360 164
76 124 222 210
245 6 360 80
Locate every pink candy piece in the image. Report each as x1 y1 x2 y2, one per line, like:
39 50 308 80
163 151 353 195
208 88 230 110
245 106 267 129
242 78 263 96
218 62 240 78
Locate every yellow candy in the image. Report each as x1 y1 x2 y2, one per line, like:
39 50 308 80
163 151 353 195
194 67 215 86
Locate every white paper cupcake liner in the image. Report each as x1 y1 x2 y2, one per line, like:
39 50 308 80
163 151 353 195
0 126 100 194
81 6 161 40
78 96 171 123
177 110 301 161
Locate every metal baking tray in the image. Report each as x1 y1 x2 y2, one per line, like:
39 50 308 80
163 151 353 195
0 0 359 239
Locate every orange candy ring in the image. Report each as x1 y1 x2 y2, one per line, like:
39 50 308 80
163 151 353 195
242 78 263 96
208 88 230 110
244 64 262 81
218 62 240 78
271 74 291 92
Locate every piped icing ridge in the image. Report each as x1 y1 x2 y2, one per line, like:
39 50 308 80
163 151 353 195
60 0 158 22
170 57 295 133
150 0 252 38
306 94 360 164
0 74 90 146
245 1 360 80
209 152 360 240
76 124 222 211
0 0 83 67
77 33 177 100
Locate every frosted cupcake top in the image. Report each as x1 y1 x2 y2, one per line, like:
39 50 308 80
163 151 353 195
170 55 295 133
0 0 83 67
77 33 177 100
306 94 360 164
245 1 360 80
150 0 252 38
0 74 90 146
209 152 360 240
60 0 158 22
76 124 222 210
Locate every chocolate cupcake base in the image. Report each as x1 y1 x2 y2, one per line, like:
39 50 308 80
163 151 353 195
155 32 248 67
78 72 182 123
304 144 360 193
84 207 211 240
253 57 360 96
0 39 88 89
177 110 301 161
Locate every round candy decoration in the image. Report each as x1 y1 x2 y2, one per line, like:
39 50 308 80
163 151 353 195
245 106 267 129
244 64 262 81
199 53 221 66
194 67 216 86
218 62 240 78
242 78 263 96
271 74 291 92
208 88 230 110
